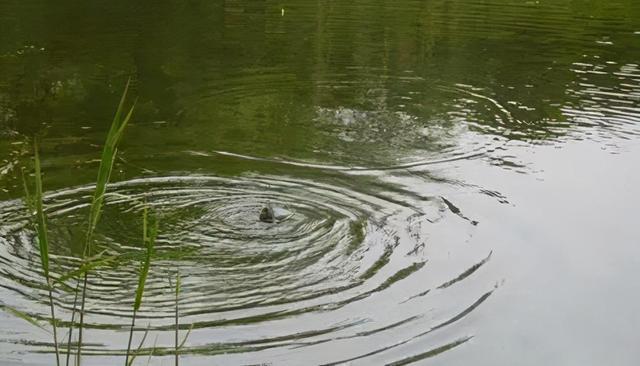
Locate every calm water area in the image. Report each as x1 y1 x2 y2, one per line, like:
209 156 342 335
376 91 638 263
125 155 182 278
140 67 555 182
1 1 639 365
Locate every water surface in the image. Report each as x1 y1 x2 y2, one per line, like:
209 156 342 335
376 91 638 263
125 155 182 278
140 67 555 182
1 1 639 365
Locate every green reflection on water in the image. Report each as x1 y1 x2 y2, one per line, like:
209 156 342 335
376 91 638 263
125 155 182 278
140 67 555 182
1 1 638 187
0 1 640 363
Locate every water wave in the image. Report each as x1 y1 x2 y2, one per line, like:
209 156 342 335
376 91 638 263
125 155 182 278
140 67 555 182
0 175 493 363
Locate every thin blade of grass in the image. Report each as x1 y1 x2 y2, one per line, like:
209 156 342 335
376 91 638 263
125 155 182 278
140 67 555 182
1 304 48 332
21 168 35 214
178 324 193 350
146 335 159 366
76 79 135 366
173 270 181 366
65 281 80 366
76 273 88 366
32 141 61 366
55 251 115 284
58 249 151 287
33 142 49 277
115 99 137 145
175 271 181 297
135 208 156 311
85 98 135 253
127 207 157 365
127 324 150 366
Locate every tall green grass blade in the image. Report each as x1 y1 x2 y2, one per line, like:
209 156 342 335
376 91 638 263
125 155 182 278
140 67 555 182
33 142 50 277
76 79 135 366
31 141 61 366
85 78 135 255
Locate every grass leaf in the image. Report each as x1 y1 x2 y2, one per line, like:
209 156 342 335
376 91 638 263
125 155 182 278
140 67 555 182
21 168 35 215
31 141 62 366
127 206 158 365
84 78 134 255
76 78 135 366
178 324 193 350
127 323 150 366
33 142 50 277
134 207 157 311
1 304 48 332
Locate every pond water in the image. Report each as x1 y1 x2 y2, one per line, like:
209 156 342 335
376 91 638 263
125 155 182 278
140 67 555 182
1 1 640 365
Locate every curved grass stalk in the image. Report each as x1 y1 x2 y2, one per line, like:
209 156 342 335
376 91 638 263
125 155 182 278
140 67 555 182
127 323 151 366
125 206 157 366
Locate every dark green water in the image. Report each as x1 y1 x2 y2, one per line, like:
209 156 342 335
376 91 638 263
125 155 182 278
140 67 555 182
1 1 639 365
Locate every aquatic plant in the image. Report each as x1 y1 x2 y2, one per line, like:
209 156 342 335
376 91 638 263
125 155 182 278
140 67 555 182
22 142 61 366
169 269 191 366
125 206 157 366
13 79 192 365
173 270 181 366
70 78 136 365
0 304 48 332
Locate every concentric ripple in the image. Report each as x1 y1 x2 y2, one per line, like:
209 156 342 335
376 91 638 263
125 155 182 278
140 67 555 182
0 174 493 364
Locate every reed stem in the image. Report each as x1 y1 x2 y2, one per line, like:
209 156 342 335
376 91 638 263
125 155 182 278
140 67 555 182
76 272 88 366
65 281 80 366
47 285 61 366
31 141 61 366
125 309 137 366
174 270 180 366
126 206 156 365
72 78 135 365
